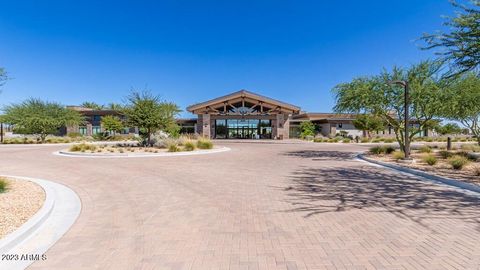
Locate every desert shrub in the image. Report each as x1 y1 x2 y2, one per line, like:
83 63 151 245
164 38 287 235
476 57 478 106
384 138 395 143
449 156 470 170
418 146 432 153
69 143 97 152
439 150 453 159
472 166 480 176
461 144 480 152
168 143 181 152
0 178 8 193
370 146 385 155
313 138 325 143
384 146 395 154
342 138 351 143
392 151 405 160
371 138 384 143
67 132 82 138
197 138 213 149
183 140 196 151
360 137 370 143
423 154 437 166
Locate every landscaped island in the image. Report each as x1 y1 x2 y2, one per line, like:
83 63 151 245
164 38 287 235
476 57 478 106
366 143 480 186
63 136 216 156
0 177 45 238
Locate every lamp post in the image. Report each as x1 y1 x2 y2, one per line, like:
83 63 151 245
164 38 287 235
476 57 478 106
389 80 412 160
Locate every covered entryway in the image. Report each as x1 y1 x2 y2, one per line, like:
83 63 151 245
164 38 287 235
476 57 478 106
186 90 301 139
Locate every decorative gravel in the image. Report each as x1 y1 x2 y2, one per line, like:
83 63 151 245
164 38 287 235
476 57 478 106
0 178 45 238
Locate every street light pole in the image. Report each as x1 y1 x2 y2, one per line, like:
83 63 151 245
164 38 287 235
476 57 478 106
390 80 412 160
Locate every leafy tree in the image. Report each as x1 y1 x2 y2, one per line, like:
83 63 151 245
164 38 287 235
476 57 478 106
435 122 463 135
441 73 480 144
352 114 385 137
123 91 181 145
101 115 124 135
2 98 84 143
421 1 480 76
81 101 104 110
299 121 315 138
333 61 445 152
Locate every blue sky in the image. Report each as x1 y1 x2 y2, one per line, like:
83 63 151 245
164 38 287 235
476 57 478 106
0 0 454 117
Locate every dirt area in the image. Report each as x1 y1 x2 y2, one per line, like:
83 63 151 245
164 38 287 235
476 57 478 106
0 178 45 238
369 151 480 186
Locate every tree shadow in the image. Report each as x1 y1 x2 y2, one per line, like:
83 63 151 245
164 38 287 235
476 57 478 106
282 165 480 231
283 150 356 161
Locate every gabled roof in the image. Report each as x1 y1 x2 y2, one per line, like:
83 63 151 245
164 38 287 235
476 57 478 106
186 89 301 113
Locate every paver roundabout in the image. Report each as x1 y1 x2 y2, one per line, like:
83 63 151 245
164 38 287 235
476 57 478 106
0 141 479 269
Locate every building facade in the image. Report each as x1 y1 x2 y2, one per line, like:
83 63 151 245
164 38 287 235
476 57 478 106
66 89 431 139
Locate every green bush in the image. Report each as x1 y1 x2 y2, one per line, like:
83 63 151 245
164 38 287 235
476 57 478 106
392 151 405 160
0 178 8 193
183 140 196 151
342 138 351 143
196 138 213 149
418 146 432 153
370 146 385 155
384 146 395 154
384 138 395 143
422 154 437 166
313 138 325 143
370 146 395 155
439 150 453 159
449 155 470 170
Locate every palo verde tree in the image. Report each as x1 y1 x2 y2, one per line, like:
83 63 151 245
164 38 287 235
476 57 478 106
333 61 445 152
299 121 316 139
441 73 480 144
123 91 181 145
352 114 385 138
421 0 480 77
2 98 84 143
101 115 124 135
434 122 463 135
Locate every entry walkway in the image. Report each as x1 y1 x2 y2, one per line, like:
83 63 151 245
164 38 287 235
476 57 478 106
0 142 478 269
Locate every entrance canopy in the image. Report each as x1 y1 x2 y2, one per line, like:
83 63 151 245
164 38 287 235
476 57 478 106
187 90 301 115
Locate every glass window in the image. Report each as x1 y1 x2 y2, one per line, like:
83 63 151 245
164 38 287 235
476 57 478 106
92 126 102 135
93 115 102 122
215 119 227 139
79 126 87 135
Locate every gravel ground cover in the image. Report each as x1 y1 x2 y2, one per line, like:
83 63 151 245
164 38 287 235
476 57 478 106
0 178 45 238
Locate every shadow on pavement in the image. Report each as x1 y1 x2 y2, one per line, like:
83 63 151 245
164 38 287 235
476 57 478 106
283 165 480 230
283 150 357 161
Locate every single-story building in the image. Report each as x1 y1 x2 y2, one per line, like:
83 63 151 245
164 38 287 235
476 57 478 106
66 89 432 139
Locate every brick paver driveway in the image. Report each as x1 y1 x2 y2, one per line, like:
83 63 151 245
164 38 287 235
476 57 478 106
0 141 479 269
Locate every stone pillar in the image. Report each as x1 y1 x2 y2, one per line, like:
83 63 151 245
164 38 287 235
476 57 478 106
329 124 336 137
283 114 290 139
275 114 287 140
86 123 93 136
201 114 211 138
196 114 203 135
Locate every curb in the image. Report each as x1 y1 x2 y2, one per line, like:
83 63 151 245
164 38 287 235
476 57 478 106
357 154 480 194
0 176 81 270
54 146 231 158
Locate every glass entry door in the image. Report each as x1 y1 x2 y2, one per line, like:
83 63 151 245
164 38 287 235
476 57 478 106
215 119 271 139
